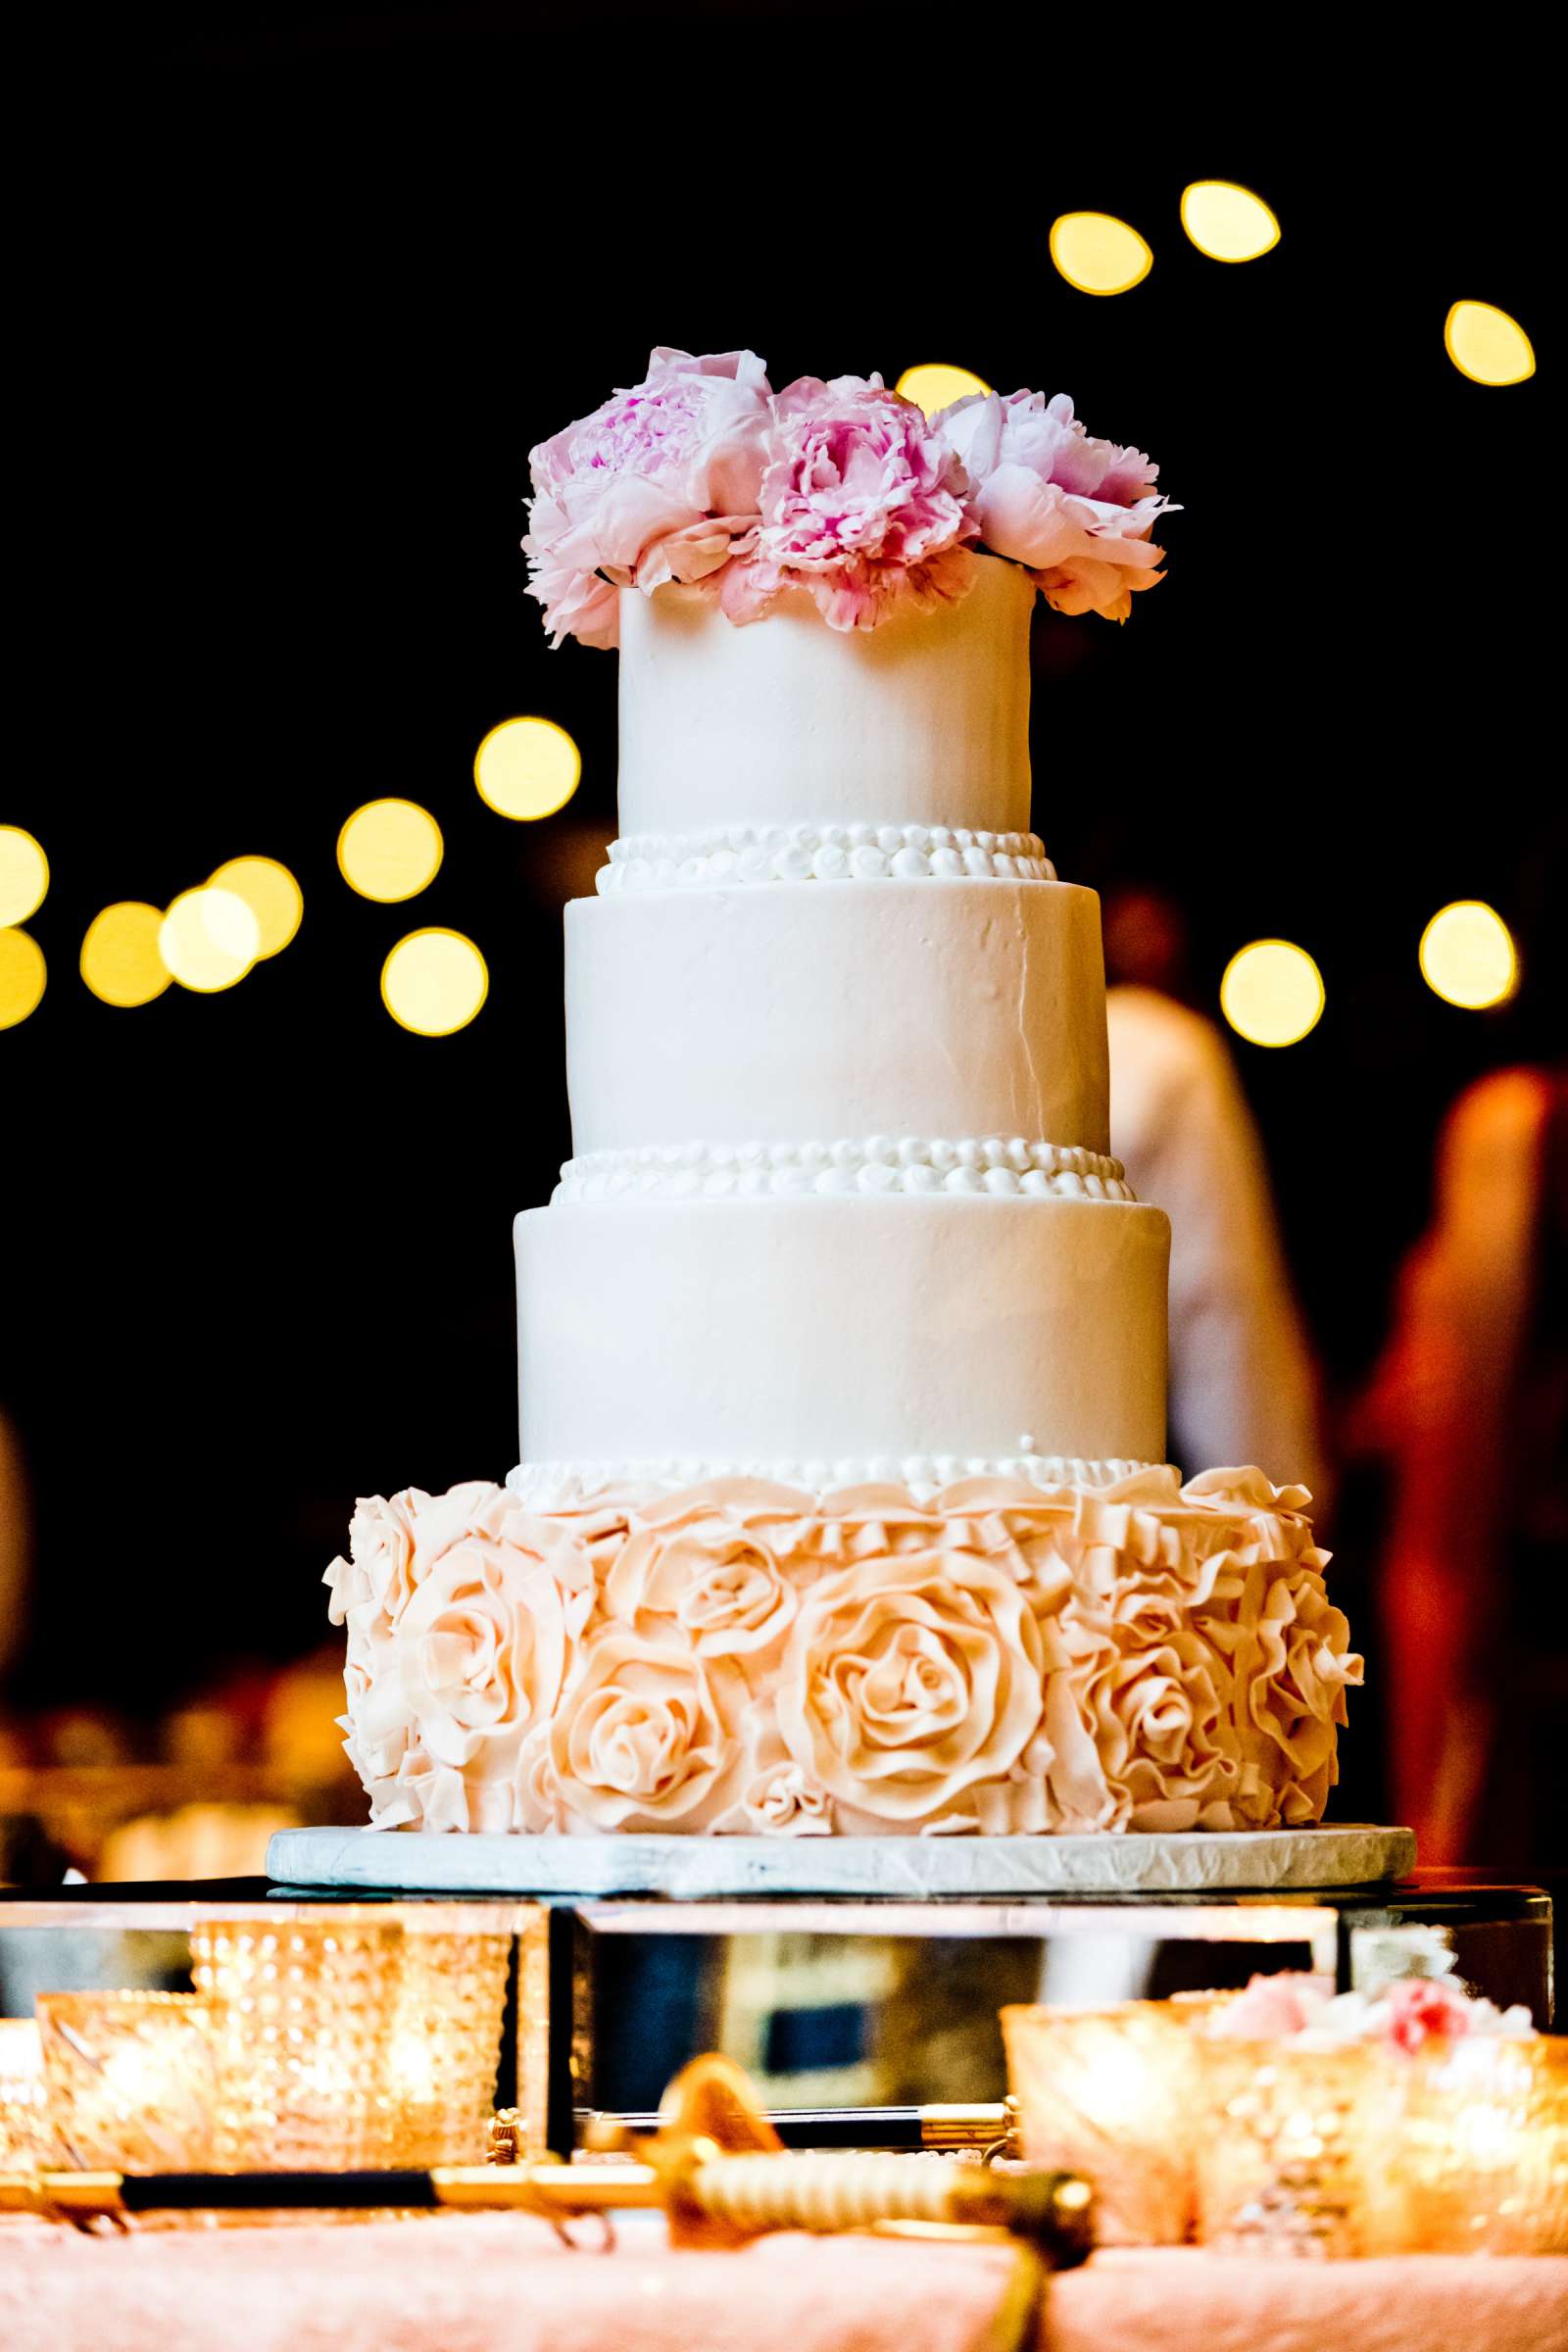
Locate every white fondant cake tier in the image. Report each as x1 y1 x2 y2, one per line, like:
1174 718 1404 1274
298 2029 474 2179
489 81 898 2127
552 1137 1133 1204
565 878 1109 1157
514 1194 1169 1471
616 553 1033 840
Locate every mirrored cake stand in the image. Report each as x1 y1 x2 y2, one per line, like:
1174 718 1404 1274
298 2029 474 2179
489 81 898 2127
1 1828 1551 2159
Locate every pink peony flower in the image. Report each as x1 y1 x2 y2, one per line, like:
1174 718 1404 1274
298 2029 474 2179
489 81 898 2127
723 375 978 632
522 347 772 647
937 388 1173 623
1382 1975 1477 2054
1205 1972 1337 2039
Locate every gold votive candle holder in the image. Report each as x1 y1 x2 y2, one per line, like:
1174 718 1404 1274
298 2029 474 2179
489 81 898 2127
0 2018 50 2172
1002 2002 1200 2245
1362 2034 1568 2255
1194 2037 1372 2258
383 1923 513 2167
192 1919 403 2170
36 1990 218 2172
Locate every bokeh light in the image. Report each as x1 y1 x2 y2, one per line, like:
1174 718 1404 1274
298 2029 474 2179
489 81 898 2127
159 886 261 993
1445 301 1535 386
80 903 172 1007
1180 180 1280 263
0 928 47 1029
473 718 582 821
1049 213 1152 296
0 827 49 927
895 364 992 418
209 856 303 957
1419 900 1517 1008
1220 939 1325 1048
381 927 488 1035
337 800 444 901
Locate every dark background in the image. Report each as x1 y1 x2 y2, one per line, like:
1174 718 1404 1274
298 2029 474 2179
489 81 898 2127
3 7 1559 1760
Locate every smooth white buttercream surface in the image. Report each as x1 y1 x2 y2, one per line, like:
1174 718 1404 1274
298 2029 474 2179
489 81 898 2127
515 1194 1170 1470
564 878 1110 1156
616 553 1034 839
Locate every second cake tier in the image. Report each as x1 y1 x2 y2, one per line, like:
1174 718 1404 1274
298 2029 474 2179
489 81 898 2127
565 877 1109 1155
514 1192 1170 1485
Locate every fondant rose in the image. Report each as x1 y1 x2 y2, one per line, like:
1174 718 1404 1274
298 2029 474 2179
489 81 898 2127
744 1761 832 1834
523 347 772 646
724 376 976 632
551 1628 748 1830
937 388 1171 623
324 1489 420 1630
777 1547 1043 1821
1242 1565 1363 1822
389 1501 589 1831
607 1485 811 1662
1071 1630 1239 1833
332 1485 597 1834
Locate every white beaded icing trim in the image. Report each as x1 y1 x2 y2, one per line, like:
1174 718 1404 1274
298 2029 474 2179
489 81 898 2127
595 823 1054 894
553 1136 1134 1203
508 1453 1159 1507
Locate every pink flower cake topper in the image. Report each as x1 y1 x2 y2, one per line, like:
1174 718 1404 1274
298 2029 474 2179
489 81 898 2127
522 353 1173 644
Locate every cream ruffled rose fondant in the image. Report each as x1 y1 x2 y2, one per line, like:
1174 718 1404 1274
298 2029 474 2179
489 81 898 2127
324 1467 1362 1837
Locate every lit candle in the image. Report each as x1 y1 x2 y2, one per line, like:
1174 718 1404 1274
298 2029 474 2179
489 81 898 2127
36 1991 217 2172
384 1924 512 2167
1193 2036 1373 2257
1002 2003 1199 2245
191 1922 403 2170
1366 2035 1568 2255
0 2018 48 2172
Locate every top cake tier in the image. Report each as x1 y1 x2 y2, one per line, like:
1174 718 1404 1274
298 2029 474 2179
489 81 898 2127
616 553 1033 839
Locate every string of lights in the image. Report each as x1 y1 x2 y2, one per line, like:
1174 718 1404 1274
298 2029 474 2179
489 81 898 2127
0 174 1537 1043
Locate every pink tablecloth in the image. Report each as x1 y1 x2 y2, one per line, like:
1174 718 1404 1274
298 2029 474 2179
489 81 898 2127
2 2214 1565 2352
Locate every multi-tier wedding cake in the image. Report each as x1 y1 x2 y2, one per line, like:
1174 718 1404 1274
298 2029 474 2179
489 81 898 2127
327 351 1361 1841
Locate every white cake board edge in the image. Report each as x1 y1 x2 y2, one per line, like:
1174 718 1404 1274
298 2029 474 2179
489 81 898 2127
268 1824 1414 1898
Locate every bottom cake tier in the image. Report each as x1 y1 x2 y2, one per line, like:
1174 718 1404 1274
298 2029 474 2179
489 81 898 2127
327 1466 1362 1838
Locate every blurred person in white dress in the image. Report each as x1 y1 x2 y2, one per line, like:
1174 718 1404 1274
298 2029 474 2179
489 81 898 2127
1104 886 1328 1501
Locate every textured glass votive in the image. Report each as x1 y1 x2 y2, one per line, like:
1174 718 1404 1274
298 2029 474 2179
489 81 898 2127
1002 2003 1199 2245
192 1920 403 2170
383 1925 512 2166
1362 2035 1568 2255
36 1991 218 2172
1194 2038 1372 2258
0 2018 50 2172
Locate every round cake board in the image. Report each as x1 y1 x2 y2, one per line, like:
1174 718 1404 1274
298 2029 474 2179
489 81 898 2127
267 1823 1414 1898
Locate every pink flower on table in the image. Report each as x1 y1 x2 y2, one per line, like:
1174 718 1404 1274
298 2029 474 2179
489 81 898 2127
723 375 978 632
522 347 773 647
1382 1975 1477 2054
936 388 1173 623
1206 1972 1337 2039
